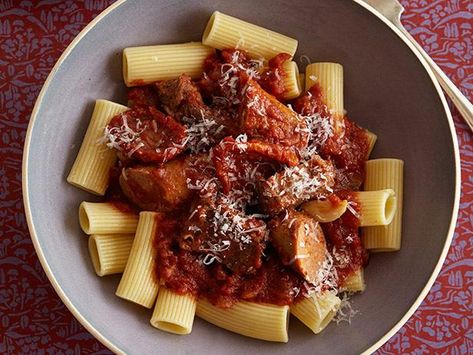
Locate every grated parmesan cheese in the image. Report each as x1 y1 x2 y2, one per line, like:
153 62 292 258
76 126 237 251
334 293 359 324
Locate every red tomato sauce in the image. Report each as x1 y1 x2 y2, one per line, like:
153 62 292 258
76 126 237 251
293 83 370 190
322 191 368 283
258 53 291 100
154 213 305 308
105 48 371 309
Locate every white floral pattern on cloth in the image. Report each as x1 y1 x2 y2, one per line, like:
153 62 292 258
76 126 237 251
0 0 471 353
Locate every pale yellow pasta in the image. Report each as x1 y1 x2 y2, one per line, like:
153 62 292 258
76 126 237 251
67 100 128 195
116 212 160 308
88 234 134 277
290 292 341 334
123 42 214 86
79 202 139 235
281 61 302 100
354 189 397 227
301 199 348 223
196 299 289 342
150 288 196 335
365 129 378 158
362 159 404 252
341 268 366 293
305 63 344 118
202 11 298 60
298 73 305 91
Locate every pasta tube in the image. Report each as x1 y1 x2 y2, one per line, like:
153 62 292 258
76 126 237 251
291 291 341 334
79 202 139 235
364 129 378 158
298 73 305 91
281 61 302 100
354 189 396 227
150 288 196 335
116 212 160 308
341 268 366 293
123 42 214 86
202 11 298 60
88 234 134 276
196 299 289 342
67 100 128 195
305 63 344 118
362 159 404 252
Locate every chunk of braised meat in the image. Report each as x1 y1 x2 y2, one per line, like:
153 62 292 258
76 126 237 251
127 85 159 108
199 49 263 103
155 74 239 147
269 209 327 285
212 137 299 202
258 53 291 101
119 158 193 212
258 155 336 215
106 106 187 165
155 73 207 120
240 79 308 150
178 197 267 275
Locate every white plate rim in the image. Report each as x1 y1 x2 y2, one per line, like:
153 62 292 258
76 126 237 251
21 1 461 354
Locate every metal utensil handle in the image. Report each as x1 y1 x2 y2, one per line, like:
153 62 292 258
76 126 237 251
396 22 473 131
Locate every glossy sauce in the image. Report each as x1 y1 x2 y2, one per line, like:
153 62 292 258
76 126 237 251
107 48 370 308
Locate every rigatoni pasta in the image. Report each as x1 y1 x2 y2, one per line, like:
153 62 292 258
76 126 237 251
341 269 366 293
365 129 378 158
354 189 397 227
79 202 139 235
69 10 405 343
290 292 341 334
305 62 344 118
116 211 160 308
362 159 404 251
67 100 128 195
123 42 214 86
281 61 302 100
151 288 196 335
202 11 298 60
88 234 134 276
196 300 289 342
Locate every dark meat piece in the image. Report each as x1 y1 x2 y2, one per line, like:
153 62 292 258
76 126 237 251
155 74 238 150
259 155 336 215
178 197 267 275
127 85 159 108
155 74 207 120
240 79 308 150
212 137 299 204
269 209 327 285
106 106 187 165
119 159 193 212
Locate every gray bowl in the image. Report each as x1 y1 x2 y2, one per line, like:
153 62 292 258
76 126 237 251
22 0 460 353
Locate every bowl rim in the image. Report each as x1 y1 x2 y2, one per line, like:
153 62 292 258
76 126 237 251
21 1 461 354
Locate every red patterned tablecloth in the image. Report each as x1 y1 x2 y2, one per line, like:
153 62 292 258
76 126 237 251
0 1 471 353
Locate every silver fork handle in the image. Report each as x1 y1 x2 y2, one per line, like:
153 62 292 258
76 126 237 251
394 22 473 131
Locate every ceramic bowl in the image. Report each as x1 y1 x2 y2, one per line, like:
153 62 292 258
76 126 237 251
23 0 460 353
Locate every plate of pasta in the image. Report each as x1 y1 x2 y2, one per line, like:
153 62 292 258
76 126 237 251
23 1 460 354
